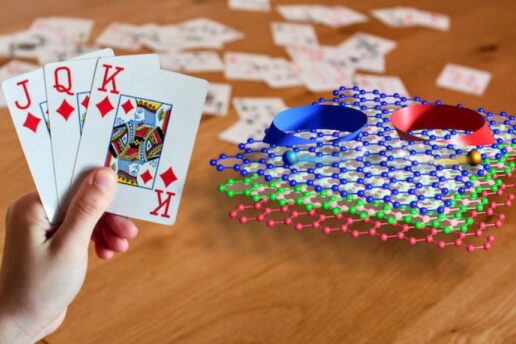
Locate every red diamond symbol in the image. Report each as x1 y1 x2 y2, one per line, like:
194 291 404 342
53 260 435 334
160 167 177 188
140 170 153 184
121 99 134 114
81 95 90 109
56 99 75 121
96 96 114 118
23 112 41 133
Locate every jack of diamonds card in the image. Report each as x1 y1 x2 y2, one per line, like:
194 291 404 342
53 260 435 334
2 70 59 223
44 48 114 209
73 56 208 225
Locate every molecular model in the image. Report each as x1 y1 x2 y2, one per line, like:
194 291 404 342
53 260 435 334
210 86 516 252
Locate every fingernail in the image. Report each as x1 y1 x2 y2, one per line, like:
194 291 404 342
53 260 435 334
93 169 116 191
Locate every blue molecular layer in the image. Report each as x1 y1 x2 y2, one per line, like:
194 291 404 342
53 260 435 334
210 86 515 217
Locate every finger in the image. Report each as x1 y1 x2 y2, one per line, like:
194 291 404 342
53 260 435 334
5 192 52 243
92 230 115 260
7 192 50 228
53 168 117 251
98 221 129 253
103 213 139 240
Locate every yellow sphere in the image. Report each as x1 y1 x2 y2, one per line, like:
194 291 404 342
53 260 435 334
467 150 482 166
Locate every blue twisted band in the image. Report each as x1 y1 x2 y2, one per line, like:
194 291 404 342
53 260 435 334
263 105 368 146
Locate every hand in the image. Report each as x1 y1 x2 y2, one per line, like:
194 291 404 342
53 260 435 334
0 168 138 343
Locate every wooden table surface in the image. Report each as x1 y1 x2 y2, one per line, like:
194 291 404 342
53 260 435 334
1 0 516 343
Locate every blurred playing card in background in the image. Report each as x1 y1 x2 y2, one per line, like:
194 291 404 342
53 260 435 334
372 7 450 31
30 17 94 43
277 5 367 28
160 51 223 73
204 83 232 116
271 22 319 48
224 52 271 81
355 74 410 97
95 23 145 51
293 62 354 93
229 0 270 12
436 63 491 96
263 58 303 88
219 98 286 143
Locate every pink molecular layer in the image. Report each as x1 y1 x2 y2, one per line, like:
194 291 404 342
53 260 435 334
227 181 514 252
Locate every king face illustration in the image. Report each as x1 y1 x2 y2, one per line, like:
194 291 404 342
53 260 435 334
105 96 172 188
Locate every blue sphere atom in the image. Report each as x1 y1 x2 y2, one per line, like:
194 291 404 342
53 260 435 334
282 150 299 165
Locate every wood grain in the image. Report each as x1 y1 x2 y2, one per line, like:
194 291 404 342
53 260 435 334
1 0 516 343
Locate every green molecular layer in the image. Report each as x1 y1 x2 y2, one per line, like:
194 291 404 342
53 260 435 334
218 146 516 234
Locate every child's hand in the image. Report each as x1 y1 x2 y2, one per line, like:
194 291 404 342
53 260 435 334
0 168 138 343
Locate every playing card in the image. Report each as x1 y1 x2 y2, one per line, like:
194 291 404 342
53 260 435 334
95 23 145 51
228 0 270 12
139 25 224 52
0 60 39 108
371 7 409 27
73 55 208 224
314 6 368 28
263 58 303 88
436 63 491 96
277 5 367 28
203 83 232 116
224 52 272 81
286 45 324 64
355 74 410 97
2 69 59 223
219 97 287 144
293 62 355 93
160 51 223 73
271 22 318 48
233 97 287 121
410 8 450 31
176 18 243 44
371 7 450 31
276 5 320 23
0 30 49 59
338 32 396 73
44 48 115 210
30 17 94 44
37 44 100 65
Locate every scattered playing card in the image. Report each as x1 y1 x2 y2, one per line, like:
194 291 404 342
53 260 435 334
44 49 115 209
0 30 49 59
271 22 318 48
355 74 410 97
292 62 354 93
203 83 232 116
263 58 303 88
315 6 368 28
220 98 287 144
95 22 145 51
73 54 208 224
160 51 223 73
277 5 367 28
224 52 272 81
228 0 270 12
338 32 396 73
0 60 39 108
436 63 491 96
36 44 100 64
30 17 94 43
372 7 450 31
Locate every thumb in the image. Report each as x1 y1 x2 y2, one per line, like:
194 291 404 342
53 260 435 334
54 168 117 251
